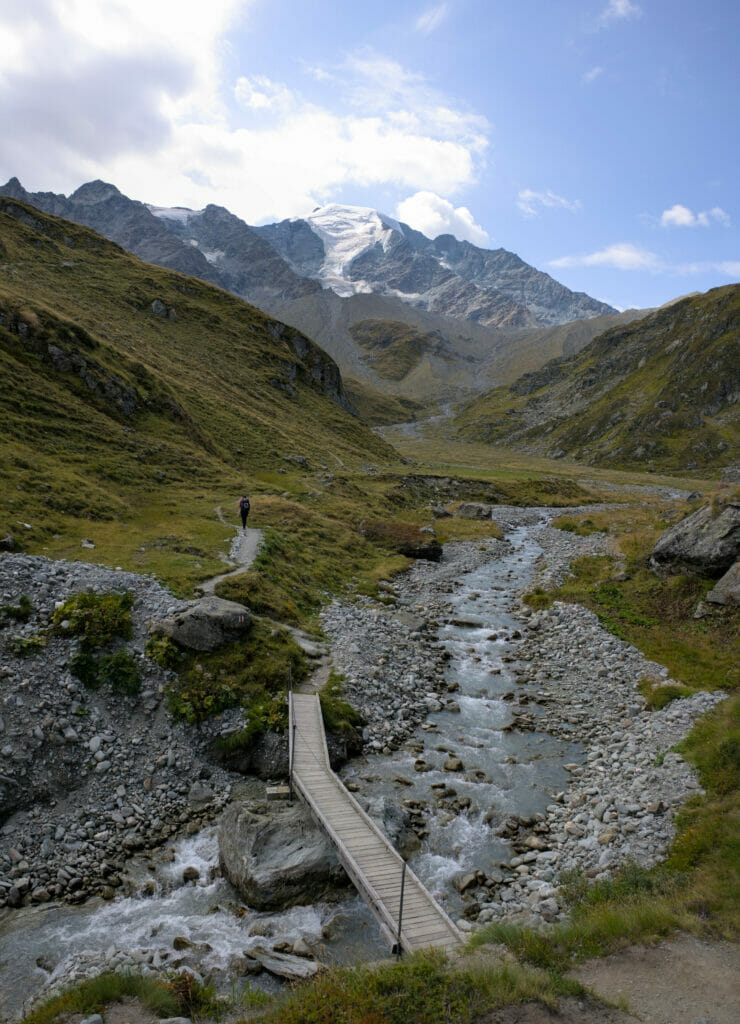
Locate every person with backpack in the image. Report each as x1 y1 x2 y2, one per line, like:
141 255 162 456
238 494 251 530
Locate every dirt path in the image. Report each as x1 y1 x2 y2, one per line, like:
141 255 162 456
201 509 331 685
571 934 739 1024
197 509 263 595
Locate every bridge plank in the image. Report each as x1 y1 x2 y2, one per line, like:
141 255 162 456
290 693 462 955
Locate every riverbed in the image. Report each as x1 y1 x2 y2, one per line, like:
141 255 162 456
0 507 721 1018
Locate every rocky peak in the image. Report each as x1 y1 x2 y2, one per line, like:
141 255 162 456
69 180 123 205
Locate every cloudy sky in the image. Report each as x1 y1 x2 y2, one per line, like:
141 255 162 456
1 0 738 309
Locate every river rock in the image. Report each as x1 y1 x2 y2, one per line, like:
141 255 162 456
151 595 252 651
218 800 349 910
249 944 320 979
649 502 740 577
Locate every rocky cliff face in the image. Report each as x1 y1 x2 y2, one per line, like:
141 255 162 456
455 284 740 474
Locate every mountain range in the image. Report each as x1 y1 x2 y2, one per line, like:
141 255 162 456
0 177 634 414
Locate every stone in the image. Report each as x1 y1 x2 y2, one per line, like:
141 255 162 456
218 801 349 910
454 503 493 520
0 534 15 552
649 503 740 578
151 595 252 652
443 756 464 772
454 872 478 893
705 561 740 605
248 944 320 980
182 866 200 882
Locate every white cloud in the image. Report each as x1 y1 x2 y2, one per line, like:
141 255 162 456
550 243 661 271
581 66 604 84
396 191 488 244
600 0 641 24
234 75 295 113
415 3 450 34
517 189 582 218
0 8 489 224
661 204 731 228
550 245 740 279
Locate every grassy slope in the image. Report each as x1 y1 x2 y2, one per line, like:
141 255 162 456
349 318 450 381
0 198 406 590
455 285 740 474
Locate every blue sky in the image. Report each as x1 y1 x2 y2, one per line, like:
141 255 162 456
1 0 738 310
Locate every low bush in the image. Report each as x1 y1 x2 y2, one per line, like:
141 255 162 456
52 591 133 646
69 648 141 694
145 634 181 670
0 594 32 622
320 671 365 738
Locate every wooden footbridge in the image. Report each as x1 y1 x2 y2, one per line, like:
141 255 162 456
288 692 463 954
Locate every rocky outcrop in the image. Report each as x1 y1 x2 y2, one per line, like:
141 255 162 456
649 503 740 578
218 800 349 910
705 561 740 605
151 595 252 651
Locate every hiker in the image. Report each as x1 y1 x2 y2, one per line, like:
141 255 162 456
238 494 251 530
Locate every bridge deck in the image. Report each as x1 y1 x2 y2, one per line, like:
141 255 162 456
289 692 463 954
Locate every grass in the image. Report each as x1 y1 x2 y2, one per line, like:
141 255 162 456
250 949 582 1024
0 594 32 621
452 284 740 474
319 670 365 738
22 970 226 1024
166 619 308 723
21 973 180 1024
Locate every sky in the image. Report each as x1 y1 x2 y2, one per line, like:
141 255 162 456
1 0 738 310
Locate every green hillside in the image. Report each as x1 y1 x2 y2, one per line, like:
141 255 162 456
0 198 406 593
349 319 450 381
455 285 740 474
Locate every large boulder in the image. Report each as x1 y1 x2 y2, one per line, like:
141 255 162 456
396 537 443 562
454 502 494 520
705 561 740 606
218 800 349 910
151 595 251 651
649 502 740 578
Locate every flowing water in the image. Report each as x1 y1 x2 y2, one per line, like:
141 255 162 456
342 524 581 916
0 520 582 1018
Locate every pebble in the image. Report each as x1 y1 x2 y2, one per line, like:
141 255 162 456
0 554 237 909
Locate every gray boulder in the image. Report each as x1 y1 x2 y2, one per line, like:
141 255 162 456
218 800 349 910
649 503 740 578
705 561 740 606
151 595 251 651
454 502 494 520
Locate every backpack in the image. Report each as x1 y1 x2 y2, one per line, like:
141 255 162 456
241 498 250 513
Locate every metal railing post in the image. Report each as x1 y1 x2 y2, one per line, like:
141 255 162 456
395 861 407 958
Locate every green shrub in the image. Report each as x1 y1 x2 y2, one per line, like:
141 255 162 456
0 594 32 622
99 650 141 694
145 634 181 670
52 591 133 646
320 671 364 737
70 648 140 694
8 633 46 656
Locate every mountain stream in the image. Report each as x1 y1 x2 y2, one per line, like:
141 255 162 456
0 518 579 1018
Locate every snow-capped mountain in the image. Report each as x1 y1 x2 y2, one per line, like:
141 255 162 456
256 203 616 328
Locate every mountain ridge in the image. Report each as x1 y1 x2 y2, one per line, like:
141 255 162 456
455 284 740 473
